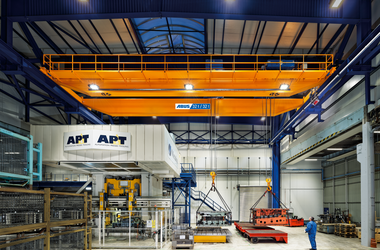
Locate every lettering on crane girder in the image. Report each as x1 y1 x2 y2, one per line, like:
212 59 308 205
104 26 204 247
175 103 210 110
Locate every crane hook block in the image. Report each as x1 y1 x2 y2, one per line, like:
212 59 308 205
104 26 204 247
210 172 216 185
266 178 272 191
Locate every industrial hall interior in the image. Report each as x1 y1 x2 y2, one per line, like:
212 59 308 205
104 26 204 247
1 0 380 249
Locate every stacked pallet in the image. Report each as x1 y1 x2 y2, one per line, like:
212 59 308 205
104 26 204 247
335 224 356 238
321 223 335 234
376 228 380 243
356 227 361 239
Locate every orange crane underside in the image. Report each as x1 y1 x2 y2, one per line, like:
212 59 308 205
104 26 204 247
41 54 335 117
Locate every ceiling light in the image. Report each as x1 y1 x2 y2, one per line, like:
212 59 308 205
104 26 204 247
330 0 343 8
184 84 194 90
79 0 89 2
215 116 220 119
89 84 99 90
225 0 236 2
261 117 266 121
279 84 290 90
305 159 318 161
152 116 157 119
85 187 92 190
327 148 343 151
374 131 380 134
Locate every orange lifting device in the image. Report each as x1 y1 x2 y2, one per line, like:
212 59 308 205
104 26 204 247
250 178 304 227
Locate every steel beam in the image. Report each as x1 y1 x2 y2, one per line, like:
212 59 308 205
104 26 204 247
110 19 129 54
255 21 266 54
335 24 355 63
288 23 308 54
28 22 64 54
19 22 43 61
78 20 102 54
0 39 106 124
49 21 99 54
250 21 261 54
6 0 364 24
89 20 112 54
238 20 246 54
272 22 287 54
307 23 329 54
320 24 347 54
271 23 380 144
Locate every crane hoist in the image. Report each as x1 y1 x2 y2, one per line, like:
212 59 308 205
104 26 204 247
250 178 304 227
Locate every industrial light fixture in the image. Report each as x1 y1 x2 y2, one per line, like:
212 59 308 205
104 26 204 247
215 116 220 119
261 117 266 121
79 0 89 2
85 187 92 190
89 84 99 90
327 148 343 151
374 131 380 134
152 116 157 119
330 0 343 8
305 159 318 161
225 0 236 2
184 84 194 90
279 84 290 90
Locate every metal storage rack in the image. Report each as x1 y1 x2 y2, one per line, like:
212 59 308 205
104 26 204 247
0 187 92 250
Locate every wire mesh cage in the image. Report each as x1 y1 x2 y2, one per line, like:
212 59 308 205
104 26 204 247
50 195 84 221
0 235 44 250
0 133 28 176
50 231 84 250
0 192 44 228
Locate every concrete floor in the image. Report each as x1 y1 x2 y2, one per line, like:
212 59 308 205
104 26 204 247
93 224 379 250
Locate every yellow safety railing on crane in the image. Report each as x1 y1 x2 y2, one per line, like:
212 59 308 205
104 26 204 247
42 54 334 72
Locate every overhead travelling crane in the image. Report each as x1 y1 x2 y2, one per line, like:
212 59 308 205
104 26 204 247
40 54 335 117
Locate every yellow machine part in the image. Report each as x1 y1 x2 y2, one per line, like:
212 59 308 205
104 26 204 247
99 193 104 210
104 178 141 197
194 235 226 243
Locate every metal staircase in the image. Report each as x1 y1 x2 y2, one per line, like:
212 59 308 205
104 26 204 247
164 163 226 226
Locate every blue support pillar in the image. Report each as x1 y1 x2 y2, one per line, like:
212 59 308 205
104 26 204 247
272 141 281 208
272 115 281 208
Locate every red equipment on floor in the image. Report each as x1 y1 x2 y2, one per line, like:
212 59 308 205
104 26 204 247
244 229 288 244
250 178 304 227
234 222 288 244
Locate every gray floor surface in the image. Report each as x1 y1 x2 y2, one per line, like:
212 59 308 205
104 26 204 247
92 224 379 250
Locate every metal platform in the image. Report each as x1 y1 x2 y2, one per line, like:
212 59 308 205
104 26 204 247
193 227 232 243
244 229 288 244
234 222 274 236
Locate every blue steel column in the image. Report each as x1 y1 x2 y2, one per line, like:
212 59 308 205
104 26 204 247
27 135 34 186
272 115 281 208
272 141 280 208
188 179 191 226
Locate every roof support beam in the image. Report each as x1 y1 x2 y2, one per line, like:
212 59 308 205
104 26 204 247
307 23 329 54
221 19 225 54
320 24 347 54
77 20 102 54
122 19 139 53
47 21 77 54
28 22 64 54
49 21 99 54
89 20 112 54
250 21 261 54
288 23 308 54
166 17 175 54
6 0 364 24
238 20 246 55
110 19 129 54
272 22 287 54
25 79 30 122
1 0 12 46
0 39 105 124
255 21 266 54
335 24 355 63
212 19 216 54
19 22 43 61
68 21 90 49
204 19 208 54
129 18 147 54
